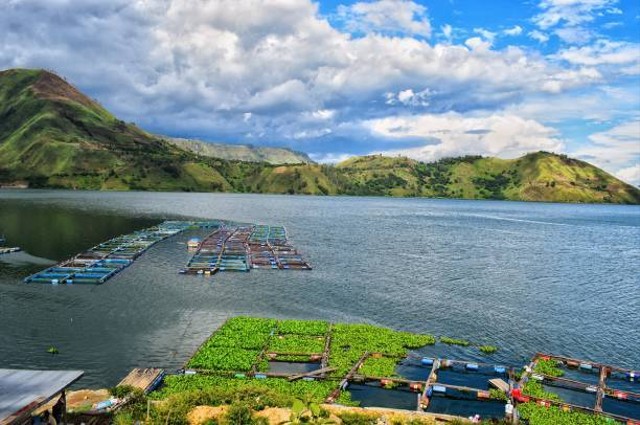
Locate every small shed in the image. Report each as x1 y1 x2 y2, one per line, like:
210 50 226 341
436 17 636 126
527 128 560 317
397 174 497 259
0 369 84 425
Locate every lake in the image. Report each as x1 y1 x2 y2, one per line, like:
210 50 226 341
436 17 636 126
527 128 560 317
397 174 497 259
0 190 638 388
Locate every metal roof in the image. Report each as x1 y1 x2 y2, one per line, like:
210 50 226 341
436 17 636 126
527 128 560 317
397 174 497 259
0 369 84 425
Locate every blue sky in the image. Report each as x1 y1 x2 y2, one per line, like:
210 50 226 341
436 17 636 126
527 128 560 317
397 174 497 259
1 0 639 184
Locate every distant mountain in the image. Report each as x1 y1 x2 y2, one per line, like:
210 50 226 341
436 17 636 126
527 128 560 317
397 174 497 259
1 68 638 204
165 138 313 165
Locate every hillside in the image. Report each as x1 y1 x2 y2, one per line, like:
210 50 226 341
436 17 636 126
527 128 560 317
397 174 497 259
0 68 638 204
335 153 640 204
166 138 313 164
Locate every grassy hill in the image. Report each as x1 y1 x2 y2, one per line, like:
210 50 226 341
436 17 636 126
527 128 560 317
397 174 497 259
0 68 638 204
166 138 313 165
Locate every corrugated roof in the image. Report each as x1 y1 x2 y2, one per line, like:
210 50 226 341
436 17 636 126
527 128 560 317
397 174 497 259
0 369 84 425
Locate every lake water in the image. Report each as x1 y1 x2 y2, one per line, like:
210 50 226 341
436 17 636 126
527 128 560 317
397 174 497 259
0 190 638 388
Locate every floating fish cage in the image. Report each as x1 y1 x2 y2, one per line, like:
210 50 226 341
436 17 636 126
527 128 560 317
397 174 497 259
181 224 311 275
24 221 203 285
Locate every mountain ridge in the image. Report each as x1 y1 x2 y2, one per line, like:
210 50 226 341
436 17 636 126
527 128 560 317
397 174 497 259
0 68 638 204
164 137 313 165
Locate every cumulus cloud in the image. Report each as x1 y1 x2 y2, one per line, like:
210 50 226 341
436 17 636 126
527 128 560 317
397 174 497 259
554 40 640 69
533 0 618 29
529 30 551 43
0 0 637 175
616 164 640 187
532 0 621 44
367 112 564 161
336 0 432 37
504 25 523 36
572 119 640 180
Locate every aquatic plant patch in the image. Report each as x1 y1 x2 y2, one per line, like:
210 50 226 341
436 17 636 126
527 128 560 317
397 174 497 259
187 347 261 371
517 402 620 425
277 319 329 335
152 375 355 406
439 337 470 346
330 324 435 376
522 380 562 401
479 345 498 354
269 335 325 354
359 357 401 378
534 359 564 377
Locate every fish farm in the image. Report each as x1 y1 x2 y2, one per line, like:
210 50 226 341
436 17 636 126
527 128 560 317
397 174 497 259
140 317 639 424
24 220 311 285
180 224 312 275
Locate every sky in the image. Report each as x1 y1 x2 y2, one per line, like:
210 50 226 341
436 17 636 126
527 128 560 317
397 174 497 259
1 0 639 185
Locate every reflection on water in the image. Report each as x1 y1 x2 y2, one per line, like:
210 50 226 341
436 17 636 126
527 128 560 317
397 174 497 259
0 190 638 388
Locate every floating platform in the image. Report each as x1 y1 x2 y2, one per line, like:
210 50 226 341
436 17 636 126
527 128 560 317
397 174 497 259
0 247 21 255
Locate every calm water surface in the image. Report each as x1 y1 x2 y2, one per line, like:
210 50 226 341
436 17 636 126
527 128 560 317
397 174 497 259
0 190 638 388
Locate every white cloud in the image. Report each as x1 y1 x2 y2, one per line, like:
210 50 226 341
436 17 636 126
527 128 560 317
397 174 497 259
441 24 453 41
337 0 432 37
0 0 637 178
616 164 640 186
533 0 622 45
504 25 523 36
310 152 353 163
555 40 640 68
474 28 497 44
554 26 593 44
533 0 618 29
529 30 551 43
385 88 432 106
367 112 564 161
541 67 602 93
572 119 640 177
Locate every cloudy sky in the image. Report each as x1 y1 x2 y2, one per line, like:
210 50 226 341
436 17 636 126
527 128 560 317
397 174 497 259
1 0 639 184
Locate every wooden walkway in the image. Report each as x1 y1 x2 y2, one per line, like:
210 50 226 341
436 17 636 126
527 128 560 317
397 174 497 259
325 352 369 403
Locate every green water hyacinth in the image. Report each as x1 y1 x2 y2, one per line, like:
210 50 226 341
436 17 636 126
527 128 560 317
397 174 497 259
277 320 330 336
439 337 470 346
270 335 325 354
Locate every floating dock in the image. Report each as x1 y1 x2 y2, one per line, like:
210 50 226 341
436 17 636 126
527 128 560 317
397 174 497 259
118 368 164 393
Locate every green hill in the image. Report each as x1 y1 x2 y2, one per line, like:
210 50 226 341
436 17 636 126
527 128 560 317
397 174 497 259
335 153 640 203
0 68 638 204
165 138 313 164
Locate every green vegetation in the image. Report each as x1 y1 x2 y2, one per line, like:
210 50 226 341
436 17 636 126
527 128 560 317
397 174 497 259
359 357 401 378
187 317 275 371
518 403 622 425
278 320 330 336
1 69 638 204
522 380 562 401
151 375 354 406
139 317 437 424
269 335 325 354
330 323 435 377
489 388 508 401
534 359 564 377
439 337 470 347
479 345 498 354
